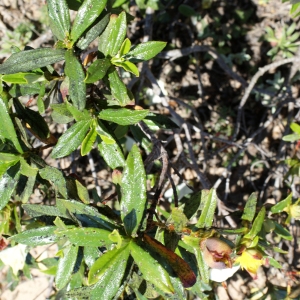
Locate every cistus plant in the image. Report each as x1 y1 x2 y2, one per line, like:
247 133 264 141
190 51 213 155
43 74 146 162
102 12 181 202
0 0 297 299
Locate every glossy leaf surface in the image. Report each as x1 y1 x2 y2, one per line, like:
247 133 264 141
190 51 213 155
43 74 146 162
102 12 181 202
108 67 132 106
120 144 147 236
0 98 23 153
98 12 127 57
39 166 68 198
55 244 79 290
85 58 111 83
99 107 148 125
0 48 65 74
244 206 266 239
81 121 97 156
10 226 60 246
143 234 196 288
126 41 167 62
196 189 217 228
0 153 20 177
0 164 20 210
55 227 113 247
51 120 91 158
70 0 107 44
76 13 110 50
64 49 86 111
242 192 257 222
130 240 174 294
47 0 70 40
88 243 129 285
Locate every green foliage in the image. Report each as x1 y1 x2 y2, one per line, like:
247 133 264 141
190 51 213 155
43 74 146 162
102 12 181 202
0 0 298 299
264 22 300 59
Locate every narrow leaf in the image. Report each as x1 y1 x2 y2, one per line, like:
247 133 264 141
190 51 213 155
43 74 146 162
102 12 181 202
143 234 196 288
244 207 266 239
85 58 111 84
0 153 20 177
81 122 97 156
98 12 127 57
0 48 66 74
99 108 148 125
55 244 79 290
0 98 23 153
47 0 70 40
55 227 113 247
113 60 139 76
196 189 217 228
126 41 167 62
70 0 107 44
271 193 292 214
39 166 68 198
88 244 129 285
241 192 257 222
76 13 110 50
120 144 147 236
108 67 132 106
10 226 60 246
130 241 174 294
51 120 91 158
65 49 86 111
0 164 20 210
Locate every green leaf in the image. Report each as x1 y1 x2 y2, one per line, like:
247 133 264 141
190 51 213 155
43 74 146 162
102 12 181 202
244 207 266 239
0 48 66 74
108 67 132 106
271 193 292 214
10 226 60 246
70 0 107 44
9 82 41 98
52 120 91 158
88 243 129 285
19 157 38 177
120 144 147 236
290 122 300 134
126 41 167 62
0 153 20 177
0 98 23 153
0 164 20 210
39 166 68 198
241 192 257 222
85 58 111 84
178 4 198 17
119 38 131 56
98 141 125 169
97 121 125 169
130 240 174 294
143 234 196 288
84 246 102 268
196 189 217 228
13 98 50 141
55 244 79 290
68 244 129 299
81 121 97 156
75 179 90 203
99 108 148 125
98 12 127 57
55 227 113 247
23 204 67 218
76 13 110 50
47 0 70 41
65 49 86 111
282 133 300 142
274 222 292 240
113 60 139 76
56 198 115 230
50 103 74 124
1 72 44 84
